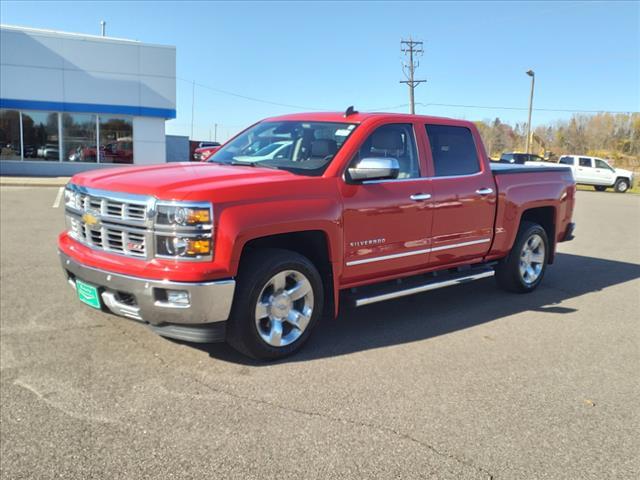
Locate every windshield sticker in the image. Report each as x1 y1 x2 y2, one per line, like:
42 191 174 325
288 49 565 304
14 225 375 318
335 129 352 136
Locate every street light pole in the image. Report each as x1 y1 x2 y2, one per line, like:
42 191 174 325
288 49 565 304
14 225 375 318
525 69 535 154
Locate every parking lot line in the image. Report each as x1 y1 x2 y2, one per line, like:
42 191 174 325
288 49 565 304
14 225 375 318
52 187 64 208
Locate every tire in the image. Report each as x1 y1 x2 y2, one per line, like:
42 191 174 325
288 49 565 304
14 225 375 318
226 248 324 360
594 186 607 192
496 221 549 293
614 178 629 193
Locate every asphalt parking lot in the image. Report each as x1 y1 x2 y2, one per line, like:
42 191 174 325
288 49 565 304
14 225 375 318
1 186 639 479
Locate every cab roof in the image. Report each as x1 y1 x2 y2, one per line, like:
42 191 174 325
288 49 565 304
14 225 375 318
263 111 471 126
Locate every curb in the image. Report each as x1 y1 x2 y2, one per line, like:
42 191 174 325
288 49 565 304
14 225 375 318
1 177 70 187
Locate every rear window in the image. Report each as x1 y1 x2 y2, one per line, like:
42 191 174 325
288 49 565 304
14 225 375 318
426 125 480 176
559 156 573 165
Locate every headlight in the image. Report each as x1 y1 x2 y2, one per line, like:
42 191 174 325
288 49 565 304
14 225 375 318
64 187 82 209
156 235 212 258
154 202 213 260
156 204 211 227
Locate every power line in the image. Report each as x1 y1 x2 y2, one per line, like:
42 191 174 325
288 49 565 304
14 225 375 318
400 38 426 114
177 77 325 111
177 76 637 116
416 102 638 114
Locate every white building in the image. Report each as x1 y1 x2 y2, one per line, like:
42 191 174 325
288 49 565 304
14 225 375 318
0 25 176 175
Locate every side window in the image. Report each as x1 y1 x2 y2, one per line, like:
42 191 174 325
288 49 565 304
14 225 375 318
426 124 480 176
559 156 573 165
353 123 420 179
579 157 592 167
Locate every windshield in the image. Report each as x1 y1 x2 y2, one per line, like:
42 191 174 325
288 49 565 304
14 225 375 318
208 121 357 176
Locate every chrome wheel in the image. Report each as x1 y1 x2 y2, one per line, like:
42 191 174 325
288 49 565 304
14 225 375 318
254 270 314 347
615 180 629 192
519 233 545 285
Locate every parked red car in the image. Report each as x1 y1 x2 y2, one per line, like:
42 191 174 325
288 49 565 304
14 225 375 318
59 111 576 359
193 142 221 161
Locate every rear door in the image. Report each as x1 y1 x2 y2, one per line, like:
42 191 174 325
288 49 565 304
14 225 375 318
576 157 595 183
422 123 496 268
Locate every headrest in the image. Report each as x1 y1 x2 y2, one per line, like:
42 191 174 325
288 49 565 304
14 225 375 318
371 129 404 151
311 139 337 157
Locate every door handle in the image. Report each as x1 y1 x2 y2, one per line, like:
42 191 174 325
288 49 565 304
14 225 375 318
476 188 494 195
410 193 431 201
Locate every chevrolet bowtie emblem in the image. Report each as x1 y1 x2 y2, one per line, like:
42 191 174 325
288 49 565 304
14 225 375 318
82 212 100 227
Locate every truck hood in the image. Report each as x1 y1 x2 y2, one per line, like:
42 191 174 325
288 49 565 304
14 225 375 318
71 162 298 200
614 167 633 178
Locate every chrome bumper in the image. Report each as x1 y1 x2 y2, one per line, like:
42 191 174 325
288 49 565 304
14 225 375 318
59 250 235 329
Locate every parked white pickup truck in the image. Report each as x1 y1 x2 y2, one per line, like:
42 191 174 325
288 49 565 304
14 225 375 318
558 155 634 193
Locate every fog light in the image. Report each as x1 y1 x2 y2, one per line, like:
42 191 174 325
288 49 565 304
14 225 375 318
166 290 190 306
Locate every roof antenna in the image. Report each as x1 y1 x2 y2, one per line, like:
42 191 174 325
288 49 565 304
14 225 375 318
100 20 106 37
344 106 358 117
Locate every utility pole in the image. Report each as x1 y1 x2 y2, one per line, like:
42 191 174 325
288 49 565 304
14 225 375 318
400 37 426 114
214 123 218 142
525 70 535 154
190 80 195 140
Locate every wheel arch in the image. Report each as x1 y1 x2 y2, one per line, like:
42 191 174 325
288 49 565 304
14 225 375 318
238 230 338 318
519 206 556 263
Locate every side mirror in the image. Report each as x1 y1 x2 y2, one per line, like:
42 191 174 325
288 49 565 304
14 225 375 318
348 157 399 182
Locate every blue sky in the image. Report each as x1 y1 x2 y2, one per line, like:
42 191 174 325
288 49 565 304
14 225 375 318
2 1 638 141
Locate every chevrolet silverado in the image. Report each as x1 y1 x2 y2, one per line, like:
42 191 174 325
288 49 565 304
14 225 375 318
59 111 576 359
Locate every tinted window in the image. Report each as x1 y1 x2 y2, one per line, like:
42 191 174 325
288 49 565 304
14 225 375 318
62 113 97 162
352 123 420 179
100 116 133 164
426 125 480 176
579 157 592 167
0 109 21 160
595 159 611 170
559 156 573 165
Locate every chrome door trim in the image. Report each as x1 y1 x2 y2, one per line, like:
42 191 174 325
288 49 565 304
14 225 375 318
346 238 491 266
346 248 431 266
429 238 491 252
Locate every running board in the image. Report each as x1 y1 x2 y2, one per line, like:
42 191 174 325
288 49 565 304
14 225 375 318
348 267 495 307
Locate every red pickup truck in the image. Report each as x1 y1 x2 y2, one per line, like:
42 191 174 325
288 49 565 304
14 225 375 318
59 111 576 359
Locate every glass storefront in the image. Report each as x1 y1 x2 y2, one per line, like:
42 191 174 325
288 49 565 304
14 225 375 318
0 108 134 163
0 109 21 160
62 113 97 162
99 116 133 164
22 110 60 161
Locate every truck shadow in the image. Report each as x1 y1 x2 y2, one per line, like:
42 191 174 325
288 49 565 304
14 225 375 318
188 253 640 365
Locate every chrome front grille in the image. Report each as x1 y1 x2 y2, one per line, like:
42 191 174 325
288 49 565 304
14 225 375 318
65 187 151 259
70 192 148 222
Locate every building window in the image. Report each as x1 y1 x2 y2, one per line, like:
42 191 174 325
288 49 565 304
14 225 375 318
22 110 60 161
0 109 22 161
1 110 134 163
99 116 133 164
62 113 97 162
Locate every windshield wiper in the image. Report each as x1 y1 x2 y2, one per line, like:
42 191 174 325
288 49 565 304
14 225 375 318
229 160 279 170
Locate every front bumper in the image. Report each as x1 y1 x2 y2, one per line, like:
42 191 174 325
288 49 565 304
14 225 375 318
59 250 235 342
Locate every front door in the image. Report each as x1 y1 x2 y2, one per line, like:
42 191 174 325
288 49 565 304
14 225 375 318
341 123 433 284
593 158 616 186
423 123 496 268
